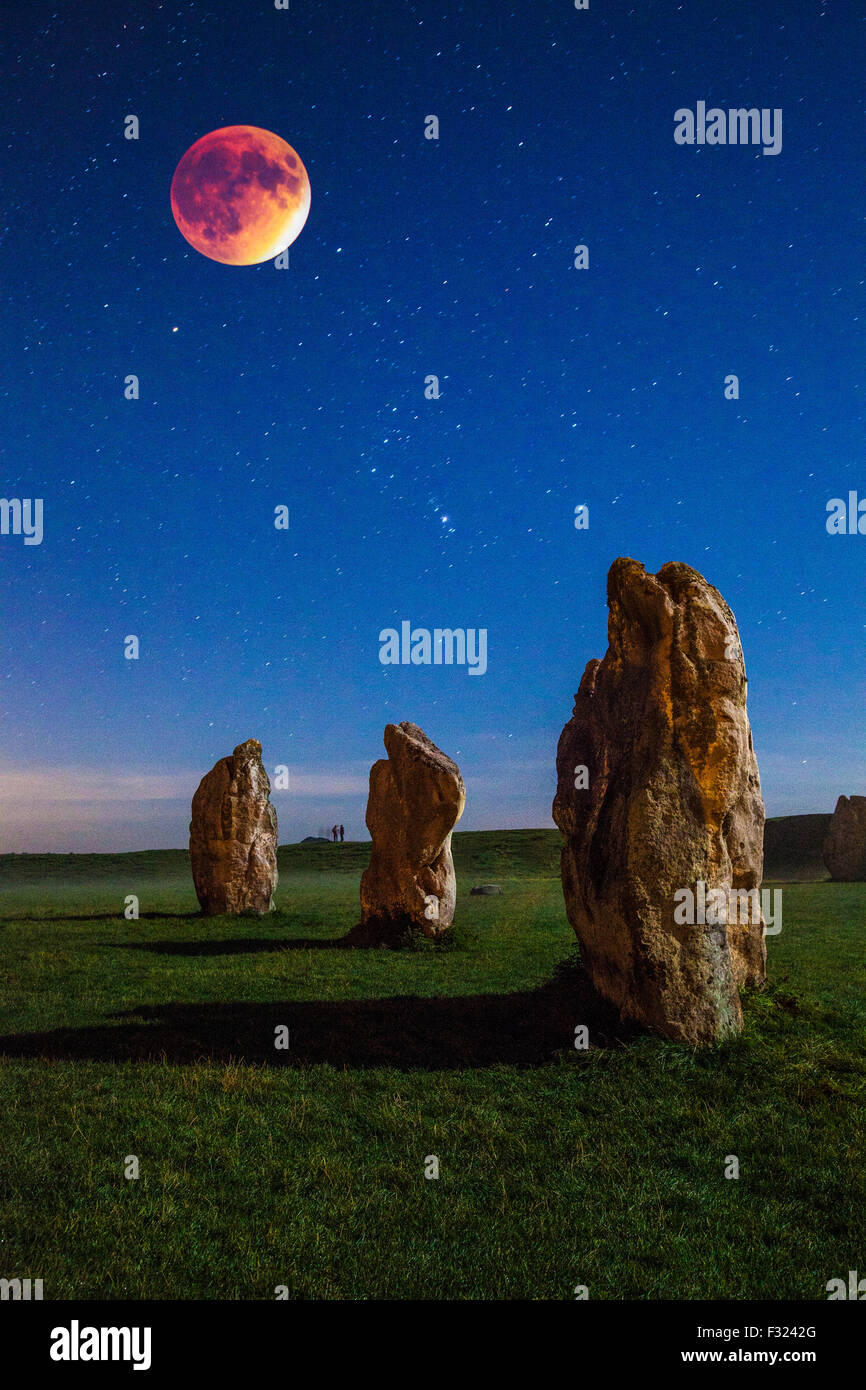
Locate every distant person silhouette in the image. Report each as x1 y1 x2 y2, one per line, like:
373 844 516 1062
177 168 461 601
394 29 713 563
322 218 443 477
331 824 338 843
339 824 345 842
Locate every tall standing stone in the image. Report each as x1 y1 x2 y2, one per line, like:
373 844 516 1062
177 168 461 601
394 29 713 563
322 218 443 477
553 559 766 1046
360 722 465 939
189 738 278 915
823 795 866 880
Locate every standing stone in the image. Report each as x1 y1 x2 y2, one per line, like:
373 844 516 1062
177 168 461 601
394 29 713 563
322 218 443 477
360 722 465 939
823 796 866 880
553 559 766 1046
189 738 278 915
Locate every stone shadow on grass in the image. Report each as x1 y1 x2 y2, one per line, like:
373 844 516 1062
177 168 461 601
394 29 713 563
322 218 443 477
0 959 639 1069
110 935 341 955
108 918 467 954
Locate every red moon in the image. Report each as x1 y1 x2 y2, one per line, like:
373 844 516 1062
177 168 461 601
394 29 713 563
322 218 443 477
170 125 311 265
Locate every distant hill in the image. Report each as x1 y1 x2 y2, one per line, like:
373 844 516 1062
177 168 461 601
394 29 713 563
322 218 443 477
0 818 831 904
272 828 562 879
762 813 831 880
279 820 829 881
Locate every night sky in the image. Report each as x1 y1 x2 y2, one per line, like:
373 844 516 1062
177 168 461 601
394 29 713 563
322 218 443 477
1 0 863 852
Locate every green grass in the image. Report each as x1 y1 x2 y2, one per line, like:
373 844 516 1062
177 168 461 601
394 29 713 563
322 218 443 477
0 830 864 1300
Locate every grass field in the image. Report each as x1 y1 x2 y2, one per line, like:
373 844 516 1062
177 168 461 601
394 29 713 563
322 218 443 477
1 829 864 1300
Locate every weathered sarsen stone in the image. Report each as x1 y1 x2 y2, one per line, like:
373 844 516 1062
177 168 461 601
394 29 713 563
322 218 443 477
553 559 766 1045
360 722 465 939
823 796 866 881
189 738 278 915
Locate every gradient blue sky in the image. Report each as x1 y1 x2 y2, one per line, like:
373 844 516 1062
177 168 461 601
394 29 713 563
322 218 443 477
1 0 863 851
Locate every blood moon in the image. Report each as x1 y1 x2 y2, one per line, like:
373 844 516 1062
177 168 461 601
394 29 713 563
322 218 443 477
170 126 311 266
